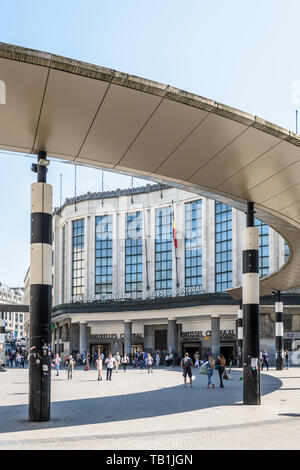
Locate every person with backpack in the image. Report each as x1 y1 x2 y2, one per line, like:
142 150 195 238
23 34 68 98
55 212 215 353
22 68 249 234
181 352 193 388
206 355 215 388
215 354 226 388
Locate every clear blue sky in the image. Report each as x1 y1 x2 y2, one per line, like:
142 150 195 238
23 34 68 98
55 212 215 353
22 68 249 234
1 0 300 286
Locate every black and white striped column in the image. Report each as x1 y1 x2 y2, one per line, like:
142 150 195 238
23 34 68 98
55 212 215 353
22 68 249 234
29 151 52 422
237 304 243 367
275 291 284 371
243 202 261 405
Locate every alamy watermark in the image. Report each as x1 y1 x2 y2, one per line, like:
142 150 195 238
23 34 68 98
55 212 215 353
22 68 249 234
0 80 6 104
291 340 300 365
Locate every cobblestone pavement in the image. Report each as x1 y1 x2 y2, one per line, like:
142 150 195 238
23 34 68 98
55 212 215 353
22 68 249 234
0 366 299 449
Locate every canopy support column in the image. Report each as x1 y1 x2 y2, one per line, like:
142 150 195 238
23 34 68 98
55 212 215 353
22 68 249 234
29 151 52 421
243 202 261 405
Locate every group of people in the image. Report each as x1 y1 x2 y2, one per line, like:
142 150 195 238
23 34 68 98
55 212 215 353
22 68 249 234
260 349 289 370
5 349 27 368
181 352 227 389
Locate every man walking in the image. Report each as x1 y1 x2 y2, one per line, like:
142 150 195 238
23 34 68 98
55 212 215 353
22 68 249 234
261 350 269 371
105 353 117 381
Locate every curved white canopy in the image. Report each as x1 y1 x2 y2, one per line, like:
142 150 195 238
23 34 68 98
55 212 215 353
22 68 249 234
1 42 300 299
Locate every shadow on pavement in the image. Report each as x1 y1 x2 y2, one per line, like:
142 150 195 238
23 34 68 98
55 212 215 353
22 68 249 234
0 369 282 434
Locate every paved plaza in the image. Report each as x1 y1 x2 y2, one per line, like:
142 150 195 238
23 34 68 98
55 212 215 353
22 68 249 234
0 366 300 450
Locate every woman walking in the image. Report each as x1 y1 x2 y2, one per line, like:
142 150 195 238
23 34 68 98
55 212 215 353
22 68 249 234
121 353 129 372
96 354 103 381
215 354 226 388
146 353 154 373
206 355 215 388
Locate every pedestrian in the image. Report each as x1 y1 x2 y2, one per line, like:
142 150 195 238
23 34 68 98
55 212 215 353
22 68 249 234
181 352 193 388
66 355 75 380
54 353 61 376
215 354 226 388
96 354 103 381
21 354 25 368
139 351 145 369
284 349 289 370
105 353 116 381
194 351 200 369
261 350 269 371
115 352 121 373
206 355 215 389
121 353 129 372
155 351 161 368
165 354 170 368
146 353 154 373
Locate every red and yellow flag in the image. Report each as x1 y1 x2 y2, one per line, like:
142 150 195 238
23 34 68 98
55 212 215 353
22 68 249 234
172 212 177 249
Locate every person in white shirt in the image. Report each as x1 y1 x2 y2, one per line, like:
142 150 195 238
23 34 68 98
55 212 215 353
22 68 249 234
121 353 129 372
105 353 117 381
146 353 154 373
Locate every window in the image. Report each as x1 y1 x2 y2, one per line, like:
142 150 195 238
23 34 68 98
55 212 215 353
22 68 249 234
215 202 232 292
95 215 113 296
72 219 85 296
15 313 18 322
254 218 269 278
125 212 143 299
185 200 202 291
155 207 172 296
284 241 290 263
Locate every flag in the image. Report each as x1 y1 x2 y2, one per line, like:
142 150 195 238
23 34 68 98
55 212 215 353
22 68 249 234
172 212 177 249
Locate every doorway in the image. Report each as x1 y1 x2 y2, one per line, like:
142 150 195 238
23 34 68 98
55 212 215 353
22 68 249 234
131 344 144 357
182 343 202 362
91 344 111 358
220 344 235 364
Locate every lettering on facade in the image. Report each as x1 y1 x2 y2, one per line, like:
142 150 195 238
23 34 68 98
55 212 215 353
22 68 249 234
90 333 143 340
181 329 235 339
67 285 205 304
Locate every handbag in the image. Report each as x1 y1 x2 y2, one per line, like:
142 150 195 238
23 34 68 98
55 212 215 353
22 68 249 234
199 362 208 375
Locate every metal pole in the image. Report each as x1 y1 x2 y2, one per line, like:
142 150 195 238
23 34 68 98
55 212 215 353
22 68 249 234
275 291 284 370
29 151 52 421
237 302 243 367
243 202 261 405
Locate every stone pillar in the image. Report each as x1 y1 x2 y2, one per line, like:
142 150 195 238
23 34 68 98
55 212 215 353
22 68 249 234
124 320 132 359
211 315 220 359
79 323 87 354
56 323 60 354
167 318 177 354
